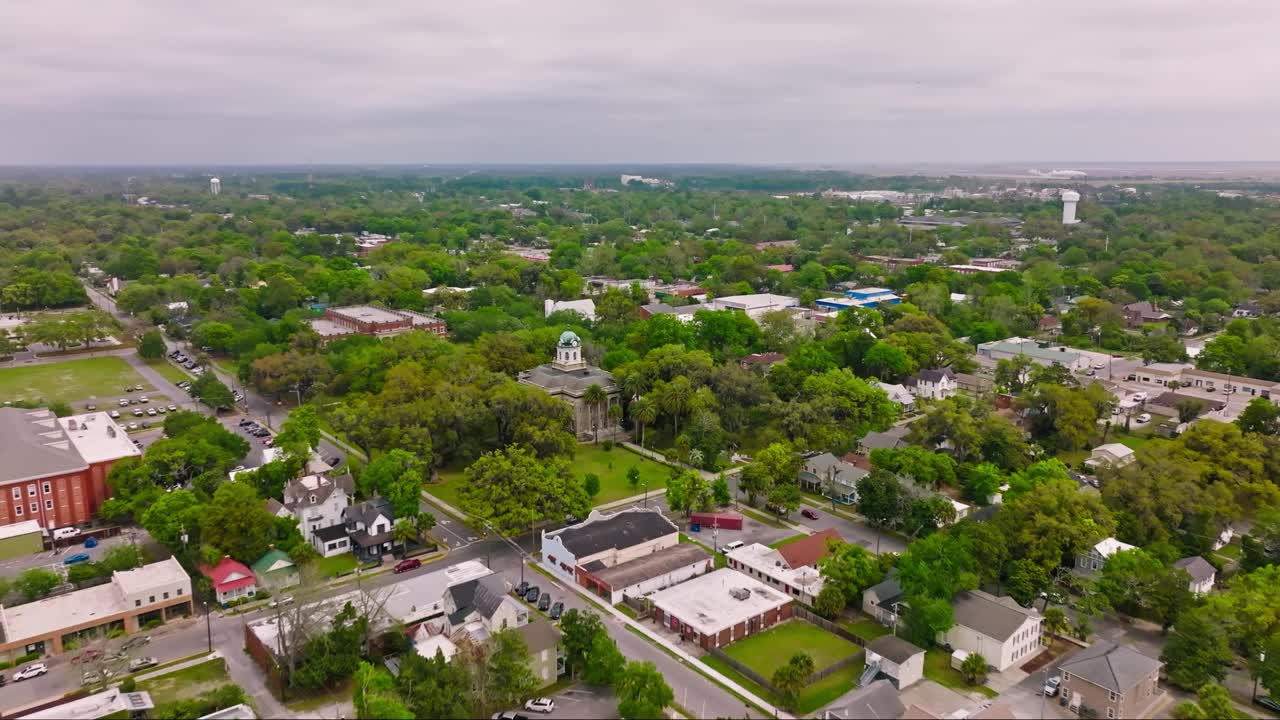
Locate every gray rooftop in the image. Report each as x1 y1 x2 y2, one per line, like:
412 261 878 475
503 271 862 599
867 634 925 665
864 569 903 605
0 408 91 485
1058 640 1162 693
801 452 869 489
1173 556 1216 583
588 543 711 589
518 363 617 396
547 508 677 559
822 679 906 720
952 590 1039 642
859 425 910 451
516 617 562 654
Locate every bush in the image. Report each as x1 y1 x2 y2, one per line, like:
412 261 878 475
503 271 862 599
16 651 42 664
0 661 11 670
106 628 124 639
602 439 615 451
144 618 164 630
254 588 271 601
960 652 989 685
119 677 137 693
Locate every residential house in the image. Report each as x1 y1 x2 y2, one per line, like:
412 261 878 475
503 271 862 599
1076 537 1136 576
268 474 353 558
862 570 904 625
345 497 395 563
799 453 867 505
903 368 957 401
251 548 299 591
1058 641 1163 719
516 619 565 685
725 529 842 605
1085 444 1136 471
740 352 786 372
201 557 257 606
954 372 994 394
857 425 911 454
638 302 699 323
1038 315 1062 336
540 507 679 586
877 382 915 411
822 679 908 720
1173 556 1216 595
864 635 926 689
443 573 527 634
1122 302 1171 328
940 590 1042 672
544 298 597 323
1233 302 1262 319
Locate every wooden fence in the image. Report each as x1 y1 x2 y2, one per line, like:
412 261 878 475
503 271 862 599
794 606 867 647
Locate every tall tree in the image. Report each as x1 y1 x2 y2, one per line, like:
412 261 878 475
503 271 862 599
631 395 658 447
459 445 588 537
482 628 538 716
137 328 166 359
616 661 674 720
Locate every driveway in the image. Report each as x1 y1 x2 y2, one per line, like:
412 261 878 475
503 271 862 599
995 643 1085 720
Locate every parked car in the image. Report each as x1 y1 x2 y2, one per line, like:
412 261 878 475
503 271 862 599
268 596 294 609
394 558 422 574
133 408 144 416
490 713 530 720
1136 413 1152 423
54 526 82 540
127 423 139 431
121 635 151 651
524 586 540 604
0 673 7 686
549 601 564 620
81 669 113 686
63 553 91 565
524 698 555 714
239 419 254 426
86 404 96 411
119 399 129 406
110 410 121 419
1042 676 1061 697
13 663 48 681
147 408 157 416
722 540 745 554
1256 696 1280 713
538 594 552 612
801 508 820 520
139 396 149 404
124 386 135 393
514 581 529 597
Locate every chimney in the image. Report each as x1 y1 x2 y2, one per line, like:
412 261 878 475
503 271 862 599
68 419 78 430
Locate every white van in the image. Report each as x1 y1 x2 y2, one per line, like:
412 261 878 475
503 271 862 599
53 527 82 540
722 540 745 554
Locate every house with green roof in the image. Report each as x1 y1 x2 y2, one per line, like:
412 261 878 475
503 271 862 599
252 548 300 590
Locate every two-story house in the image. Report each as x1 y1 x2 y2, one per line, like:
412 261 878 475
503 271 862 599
200 556 257 606
1076 537 1136 576
1173 556 1216 596
345 497 395 563
443 573 528 634
903 368 957 401
267 474 353 557
940 590 1042 672
1058 641 1163 719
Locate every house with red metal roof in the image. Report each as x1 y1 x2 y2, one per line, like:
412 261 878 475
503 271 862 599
201 556 258 606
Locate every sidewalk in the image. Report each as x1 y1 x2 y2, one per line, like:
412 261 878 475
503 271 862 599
133 650 222 682
545 560 792 719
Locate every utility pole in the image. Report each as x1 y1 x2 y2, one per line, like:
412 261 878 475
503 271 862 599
204 598 213 653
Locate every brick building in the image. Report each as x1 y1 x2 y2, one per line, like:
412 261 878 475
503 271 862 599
0 408 140 531
309 305 447 342
649 568 793 650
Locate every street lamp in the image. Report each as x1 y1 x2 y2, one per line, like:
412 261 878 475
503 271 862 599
1255 651 1267 701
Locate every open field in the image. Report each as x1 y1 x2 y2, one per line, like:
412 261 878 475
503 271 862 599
0 356 151 404
145 358 193 385
704 622 866 714
426 443 672 509
137 657 230 706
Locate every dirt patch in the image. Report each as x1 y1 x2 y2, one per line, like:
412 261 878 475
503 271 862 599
1020 644 1063 674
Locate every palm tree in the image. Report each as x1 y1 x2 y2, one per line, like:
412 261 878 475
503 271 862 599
607 402 623 433
771 652 815 710
632 396 657 447
659 376 693 438
391 518 417 554
584 384 607 443
1043 607 1069 645
687 448 704 469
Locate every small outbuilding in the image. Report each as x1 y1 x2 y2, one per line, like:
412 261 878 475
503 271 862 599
865 634 926 689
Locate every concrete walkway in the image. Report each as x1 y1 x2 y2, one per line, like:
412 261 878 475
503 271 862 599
132 650 222 682
546 560 792 719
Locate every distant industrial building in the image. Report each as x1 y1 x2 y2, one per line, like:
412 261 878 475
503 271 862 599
707 294 799 321
308 305 446 342
815 287 901 311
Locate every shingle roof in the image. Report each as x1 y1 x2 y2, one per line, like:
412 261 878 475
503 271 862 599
547 508 677 559
777 528 843 570
472 574 511 620
1173 556 1216 583
516 618 562 654
281 474 352 513
907 368 955 385
865 570 903 606
824 679 906 720
313 524 349 542
867 634 925 665
951 590 1039 642
1059 640 1162 693
801 453 868 489
859 425 910 451
346 496 394 529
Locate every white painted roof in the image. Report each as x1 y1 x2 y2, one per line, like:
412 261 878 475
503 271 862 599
648 568 791 636
58 412 140 465
0 519 44 541
1094 537 1137 558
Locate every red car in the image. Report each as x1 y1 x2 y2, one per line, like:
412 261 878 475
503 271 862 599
801 508 820 520
393 558 421 574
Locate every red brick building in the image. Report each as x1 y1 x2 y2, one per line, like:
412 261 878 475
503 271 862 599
310 305 447 342
0 409 140 530
648 568 793 650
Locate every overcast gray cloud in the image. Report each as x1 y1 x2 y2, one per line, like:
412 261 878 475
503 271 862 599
1 0 1277 165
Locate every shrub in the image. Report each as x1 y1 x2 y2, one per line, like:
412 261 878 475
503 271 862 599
960 652 989 685
106 628 124 639
119 677 137 693
602 439 615 451
0 661 11 670
144 618 164 630
16 651 42 664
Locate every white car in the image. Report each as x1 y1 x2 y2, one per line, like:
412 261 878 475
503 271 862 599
268 596 295 608
1136 413 1152 423
524 698 555 714
13 663 48 681
1043 675 1061 697
1092 362 1105 370
1130 392 1147 402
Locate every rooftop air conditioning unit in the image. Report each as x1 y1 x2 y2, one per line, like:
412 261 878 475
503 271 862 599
729 587 751 601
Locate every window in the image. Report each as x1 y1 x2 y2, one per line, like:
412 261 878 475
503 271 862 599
1108 691 1117 702
42 482 51 494
163 592 169 599
177 588 184 596
29 503 37 514
1106 709 1114 719
135 599 141 607
149 595 155 603
15 505 23 516
27 485 36 497
44 500 53 510
11 488 19 500
1063 672 1071 682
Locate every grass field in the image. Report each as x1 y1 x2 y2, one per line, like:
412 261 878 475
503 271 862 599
842 617 891 641
426 443 673 509
317 553 358 578
924 649 999 697
768 534 808 549
705 621 865 713
137 658 230 706
144 358 193 385
0 356 151 404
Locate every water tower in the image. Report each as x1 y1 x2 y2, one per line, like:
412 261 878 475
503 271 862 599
1061 190 1080 225
210 177 221 196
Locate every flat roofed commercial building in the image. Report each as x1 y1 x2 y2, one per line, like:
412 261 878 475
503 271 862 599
309 305 447 342
0 408 140 531
0 520 45 560
0 557 192 658
578 543 712 604
649 568 793 650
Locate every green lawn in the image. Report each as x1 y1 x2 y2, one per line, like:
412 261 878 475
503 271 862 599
317 553 358 578
1116 434 1152 451
841 617 891 642
137 658 230 706
0 356 151 404
768 534 808 549
144 358 193 384
705 626 866 715
924 649 999 698
426 443 673 509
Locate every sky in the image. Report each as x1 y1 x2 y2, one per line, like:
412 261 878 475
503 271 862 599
2 0 1277 165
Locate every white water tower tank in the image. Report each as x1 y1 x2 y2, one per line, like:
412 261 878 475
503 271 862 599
210 177 221 196
1061 190 1080 225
